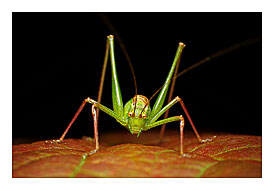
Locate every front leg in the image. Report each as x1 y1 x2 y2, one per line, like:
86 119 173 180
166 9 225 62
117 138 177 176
45 98 90 144
146 96 215 155
146 115 185 155
46 102 99 154
91 104 99 151
46 97 127 153
46 99 99 154
177 97 216 144
146 115 213 156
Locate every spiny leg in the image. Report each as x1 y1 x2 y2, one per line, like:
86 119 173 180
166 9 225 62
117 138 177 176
91 104 99 151
160 49 182 141
178 97 202 143
158 39 260 142
178 97 216 143
60 99 88 142
45 97 100 152
146 115 186 155
146 96 214 155
46 96 126 152
151 96 202 143
180 116 184 155
45 98 89 144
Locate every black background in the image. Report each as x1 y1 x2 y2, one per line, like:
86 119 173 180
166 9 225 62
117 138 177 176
13 13 261 144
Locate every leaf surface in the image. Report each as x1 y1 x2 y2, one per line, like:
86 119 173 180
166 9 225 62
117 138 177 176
12 130 261 177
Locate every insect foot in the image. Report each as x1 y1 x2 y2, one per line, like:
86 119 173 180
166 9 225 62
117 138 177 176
45 139 63 144
88 149 97 155
201 136 217 143
182 153 192 158
81 149 97 159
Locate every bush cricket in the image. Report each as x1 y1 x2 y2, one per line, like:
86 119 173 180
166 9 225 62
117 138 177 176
46 34 258 156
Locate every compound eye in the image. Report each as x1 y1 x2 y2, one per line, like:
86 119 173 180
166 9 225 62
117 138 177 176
139 113 147 118
142 113 147 118
128 112 135 117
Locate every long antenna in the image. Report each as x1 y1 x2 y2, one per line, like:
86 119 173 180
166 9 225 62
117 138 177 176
158 37 261 139
149 37 261 103
140 37 261 123
176 37 261 79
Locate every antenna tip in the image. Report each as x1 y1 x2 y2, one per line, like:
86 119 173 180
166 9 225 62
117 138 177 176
179 42 186 47
108 35 114 39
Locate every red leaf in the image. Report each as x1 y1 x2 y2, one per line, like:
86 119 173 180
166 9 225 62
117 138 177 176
13 130 261 177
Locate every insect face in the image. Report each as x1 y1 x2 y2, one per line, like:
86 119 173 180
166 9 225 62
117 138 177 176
123 95 151 136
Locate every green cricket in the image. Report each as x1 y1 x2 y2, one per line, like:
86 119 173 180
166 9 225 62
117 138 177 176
47 35 211 156
47 34 258 156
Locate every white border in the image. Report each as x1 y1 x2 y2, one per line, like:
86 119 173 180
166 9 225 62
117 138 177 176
1 0 274 191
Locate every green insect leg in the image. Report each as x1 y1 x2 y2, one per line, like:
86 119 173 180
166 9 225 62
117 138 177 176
146 115 185 155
